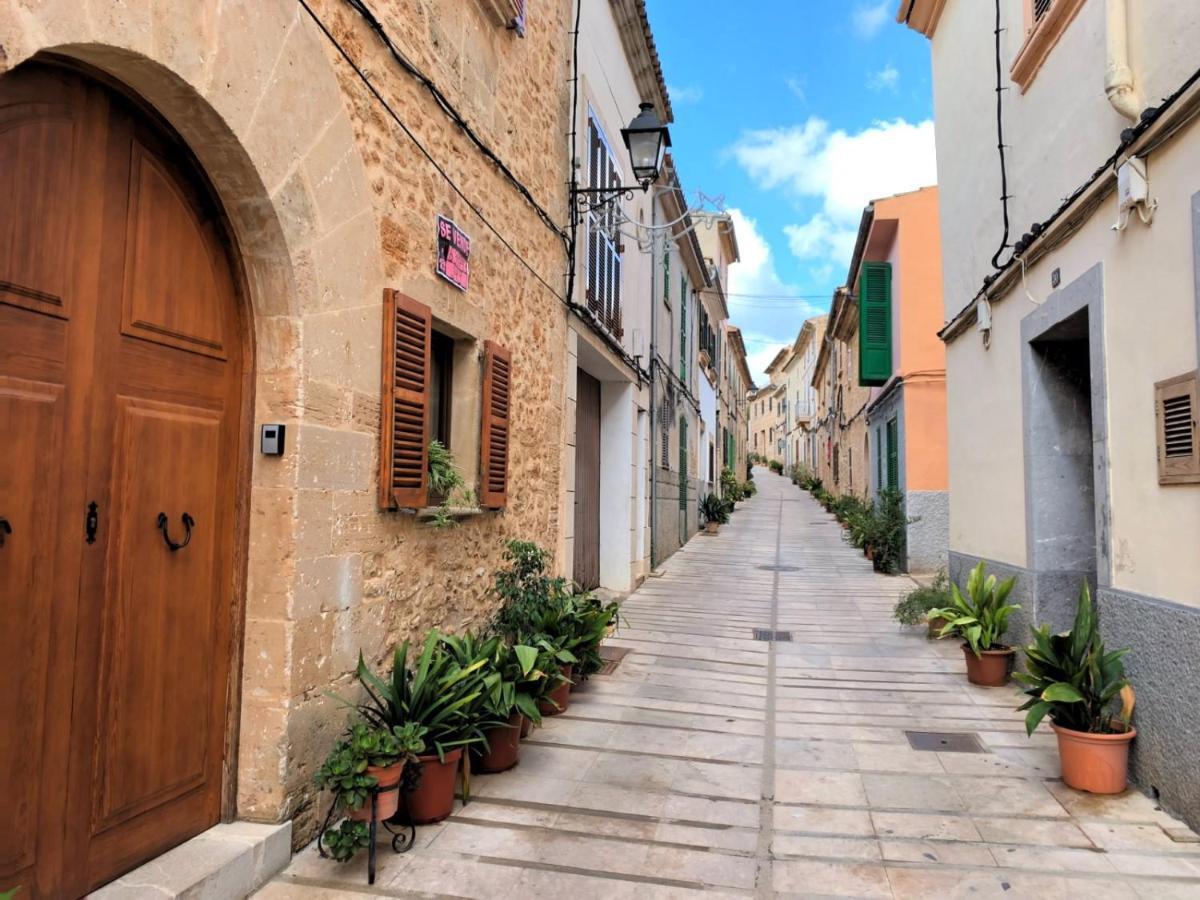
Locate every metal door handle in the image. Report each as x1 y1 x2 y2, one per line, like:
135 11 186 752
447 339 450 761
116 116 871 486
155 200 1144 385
0 518 10 547
157 512 194 552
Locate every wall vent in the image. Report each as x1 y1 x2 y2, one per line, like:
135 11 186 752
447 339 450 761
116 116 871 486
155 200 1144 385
1155 371 1200 484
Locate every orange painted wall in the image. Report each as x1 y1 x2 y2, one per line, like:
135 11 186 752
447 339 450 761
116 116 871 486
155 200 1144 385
875 187 948 492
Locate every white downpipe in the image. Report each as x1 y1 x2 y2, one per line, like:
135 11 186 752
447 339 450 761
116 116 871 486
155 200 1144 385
1105 0 1140 121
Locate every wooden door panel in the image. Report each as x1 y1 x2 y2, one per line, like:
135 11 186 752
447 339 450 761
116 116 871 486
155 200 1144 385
0 106 77 319
119 141 229 360
0 378 64 880
573 371 601 590
91 396 222 832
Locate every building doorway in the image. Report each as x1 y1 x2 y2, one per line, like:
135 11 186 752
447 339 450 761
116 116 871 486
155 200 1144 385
1025 307 1097 630
1 62 249 896
573 369 602 589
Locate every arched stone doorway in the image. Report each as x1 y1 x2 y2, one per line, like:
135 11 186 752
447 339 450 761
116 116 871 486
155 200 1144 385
0 3 383 895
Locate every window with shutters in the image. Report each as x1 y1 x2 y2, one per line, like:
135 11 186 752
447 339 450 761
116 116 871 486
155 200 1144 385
1012 0 1084 91
585 113 623 338
660 403 671 469
858 261 892 386
876 426 883 492
379 290 511 512
1155 371 1200 484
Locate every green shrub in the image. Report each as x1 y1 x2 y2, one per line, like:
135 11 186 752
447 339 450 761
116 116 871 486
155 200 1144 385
700 493 730 525
720 467 744 502
869 489 912 575
768 459 784 474
893 570 951 626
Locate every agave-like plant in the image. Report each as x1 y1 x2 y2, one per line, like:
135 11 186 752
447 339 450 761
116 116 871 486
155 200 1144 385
345 631 499 761
931 561 1019 656
1014 580 1134 736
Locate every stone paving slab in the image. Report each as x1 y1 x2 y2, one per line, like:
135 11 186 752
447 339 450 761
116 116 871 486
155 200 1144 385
261 471 1200 898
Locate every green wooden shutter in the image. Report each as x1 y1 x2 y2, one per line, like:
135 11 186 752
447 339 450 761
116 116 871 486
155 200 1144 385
663 249 670 306
858 261 892 386
679 416 688 510
876 427 883 492
680 275 688 381
886 417 899 491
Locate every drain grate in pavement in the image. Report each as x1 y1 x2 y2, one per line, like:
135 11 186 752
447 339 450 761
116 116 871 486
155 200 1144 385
756 564 800 572
905 731 987 753
595 645 630 676
753 629 793 642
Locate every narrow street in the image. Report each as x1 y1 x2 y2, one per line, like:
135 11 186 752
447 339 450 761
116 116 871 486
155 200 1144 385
262 470 1200 899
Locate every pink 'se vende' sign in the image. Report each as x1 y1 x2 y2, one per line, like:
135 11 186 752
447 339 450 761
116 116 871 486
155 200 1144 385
436 215 470 292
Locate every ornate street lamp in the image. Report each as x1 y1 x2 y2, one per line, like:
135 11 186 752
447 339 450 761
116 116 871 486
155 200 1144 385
572 102 671 217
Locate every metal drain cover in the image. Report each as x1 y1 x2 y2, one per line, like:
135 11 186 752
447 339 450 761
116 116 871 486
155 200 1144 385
753 629 792 642
905 731 986 753
757 564 800 572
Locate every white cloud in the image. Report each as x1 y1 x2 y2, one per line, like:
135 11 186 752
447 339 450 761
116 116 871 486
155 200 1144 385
867 64 900 92
726 208 798 300
667 83 704 105
744 337 793 389
730 116 936 272
852 1 891 39
785 76 807 105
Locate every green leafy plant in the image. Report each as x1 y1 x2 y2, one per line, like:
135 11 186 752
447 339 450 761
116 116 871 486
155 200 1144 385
314 721 425 812
768 459 784 474
425 440 475 528
931 561 1020 656
345 633 498 761
893 570 951 626
700 493 730 525
740 479 757 498
1 887 21 900
869 489 913 575
720 467 744 502
321 819 371 863
1015 580 1134 736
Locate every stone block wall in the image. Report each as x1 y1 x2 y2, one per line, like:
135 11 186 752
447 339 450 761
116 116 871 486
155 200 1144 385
1 0 573 847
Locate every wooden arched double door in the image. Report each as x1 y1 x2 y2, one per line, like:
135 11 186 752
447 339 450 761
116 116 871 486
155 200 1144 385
0 63 248 897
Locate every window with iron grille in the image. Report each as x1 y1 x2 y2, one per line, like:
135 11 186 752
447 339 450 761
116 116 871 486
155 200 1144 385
585 114 623 338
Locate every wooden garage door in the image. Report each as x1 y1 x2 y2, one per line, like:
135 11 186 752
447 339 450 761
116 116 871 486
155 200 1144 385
573 370 601 590
0 63 246 898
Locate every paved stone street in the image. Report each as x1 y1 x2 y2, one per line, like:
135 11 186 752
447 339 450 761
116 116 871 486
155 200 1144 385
261 471 1200 898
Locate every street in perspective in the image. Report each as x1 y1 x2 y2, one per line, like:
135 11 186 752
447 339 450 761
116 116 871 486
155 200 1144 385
2 0 1199 898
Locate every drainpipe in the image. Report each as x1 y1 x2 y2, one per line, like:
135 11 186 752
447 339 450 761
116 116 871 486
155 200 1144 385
1105 0 1140 121
649 202 658 570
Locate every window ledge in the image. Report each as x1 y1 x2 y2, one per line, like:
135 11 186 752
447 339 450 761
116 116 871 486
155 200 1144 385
414 506 487 520
1011 0 1085 92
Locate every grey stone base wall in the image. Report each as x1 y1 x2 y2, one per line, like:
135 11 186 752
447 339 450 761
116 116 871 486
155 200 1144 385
948 550 1200 834
905 491 948 574
652 470 700 565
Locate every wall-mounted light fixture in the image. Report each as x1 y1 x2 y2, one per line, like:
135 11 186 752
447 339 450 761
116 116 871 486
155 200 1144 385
572 103 671 219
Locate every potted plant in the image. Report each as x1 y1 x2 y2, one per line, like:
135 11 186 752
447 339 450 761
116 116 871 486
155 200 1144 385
1015 581 1137 794
931 561 1020 686
348 633 498 824
440 633 543 773
700 493 729 534
425 440 475 528
892 570 951 637
314 721 426 861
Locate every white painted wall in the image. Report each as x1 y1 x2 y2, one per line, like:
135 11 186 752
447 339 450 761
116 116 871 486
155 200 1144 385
599 380 635 591
930 1 1200 604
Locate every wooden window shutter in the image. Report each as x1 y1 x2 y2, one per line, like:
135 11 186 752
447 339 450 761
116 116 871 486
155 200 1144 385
379 290 432 509
480 340 512 508
1155 371 1200 484
858 261 892 386
886 417 900 491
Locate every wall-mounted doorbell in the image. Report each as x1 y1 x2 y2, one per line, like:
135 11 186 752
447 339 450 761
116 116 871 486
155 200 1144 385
260 424 286 456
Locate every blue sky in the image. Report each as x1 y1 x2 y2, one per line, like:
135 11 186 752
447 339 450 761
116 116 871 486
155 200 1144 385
644 0 936 384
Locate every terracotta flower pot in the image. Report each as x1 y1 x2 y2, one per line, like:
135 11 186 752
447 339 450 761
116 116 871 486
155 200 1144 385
520 713 532 738
403 748 462 824
961 644 1015 686
1052 723 1136 794
475 713 522 774
538 665 573 716
348 761 404 822
705 521 720 535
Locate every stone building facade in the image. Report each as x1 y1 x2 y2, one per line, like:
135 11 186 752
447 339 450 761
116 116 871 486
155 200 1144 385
0 0 579 892
812 286 873 498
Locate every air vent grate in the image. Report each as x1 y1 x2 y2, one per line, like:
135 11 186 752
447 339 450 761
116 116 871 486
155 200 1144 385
905 731 986 753
757 564 800 572
753 629 792 642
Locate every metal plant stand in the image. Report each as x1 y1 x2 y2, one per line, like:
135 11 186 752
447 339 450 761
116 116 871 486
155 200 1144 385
317 776 418 885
